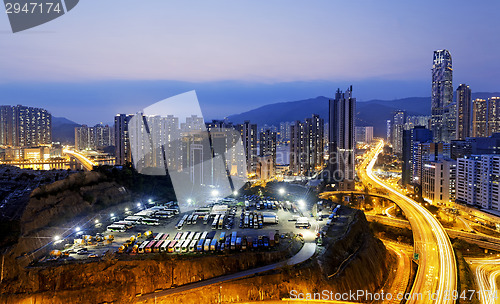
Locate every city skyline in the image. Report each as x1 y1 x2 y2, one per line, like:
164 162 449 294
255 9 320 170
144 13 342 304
3 2 500 303
1 1 500 124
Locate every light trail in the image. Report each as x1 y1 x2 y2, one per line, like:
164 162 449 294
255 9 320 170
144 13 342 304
385 205 396 218
361 140 457 304
468 258 500 304
63 149 97 171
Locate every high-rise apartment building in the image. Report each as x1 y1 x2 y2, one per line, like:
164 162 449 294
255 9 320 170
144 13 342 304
290 120 305 174
422 158 456 205
259 129 277 168
75 124 113 151
391 110 406 154
0 105 52 147
328 86 356 187
305 114 324 172
355 126 374 144
456 84 472 140
431 49 454 143
114 114 134 165
236 121 257 173
290 114 324 175
405 115 431 130
386 120 392 142
487 97 500 136
456 155 500 211
402 126 433 186
412 142 449 185
472 98 488 137
279 121 293 144
181 115 204 132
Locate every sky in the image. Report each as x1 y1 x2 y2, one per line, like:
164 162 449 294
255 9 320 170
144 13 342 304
0 0 500 124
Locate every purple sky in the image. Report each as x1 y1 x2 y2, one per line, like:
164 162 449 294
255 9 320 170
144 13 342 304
1 0 499 124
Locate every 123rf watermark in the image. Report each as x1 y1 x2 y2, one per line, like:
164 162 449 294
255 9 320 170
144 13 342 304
289 289 498 302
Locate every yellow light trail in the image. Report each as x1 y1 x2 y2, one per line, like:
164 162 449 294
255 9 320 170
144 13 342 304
362 140 457 304
63 149 96 171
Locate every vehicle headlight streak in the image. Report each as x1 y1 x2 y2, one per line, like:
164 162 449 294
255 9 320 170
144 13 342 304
365 140 457 304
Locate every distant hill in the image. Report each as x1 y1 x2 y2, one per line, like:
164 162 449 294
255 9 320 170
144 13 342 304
227 92 500 137
52 117 80 144
227 96 430 137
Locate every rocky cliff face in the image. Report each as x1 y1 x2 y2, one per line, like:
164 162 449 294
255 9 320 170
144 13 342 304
0 250 290 304
0 172 131 290
0 209 392 304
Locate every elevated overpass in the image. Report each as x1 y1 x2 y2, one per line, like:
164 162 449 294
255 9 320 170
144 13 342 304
63 149 97 171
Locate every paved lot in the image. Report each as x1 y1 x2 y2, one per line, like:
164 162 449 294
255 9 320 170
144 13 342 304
41 200 326 263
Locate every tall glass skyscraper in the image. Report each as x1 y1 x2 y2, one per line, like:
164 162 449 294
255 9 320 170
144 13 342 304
328 86 356 189
431 49 454 143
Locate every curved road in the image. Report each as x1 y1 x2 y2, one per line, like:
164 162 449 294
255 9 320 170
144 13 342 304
136 242 316 302
361 140 457 304
468 258 500 304
63 149 96 171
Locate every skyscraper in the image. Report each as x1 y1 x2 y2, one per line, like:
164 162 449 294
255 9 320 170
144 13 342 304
236 121 257 173
431 49 453 143
472 98 488 137
114 114 134 165
290 120 305 174
279 121 293 144
487 97 500 136
328 86 356 188
402 126 433 186
386 120 392 142
259 129 277 167
455 84 472 140
391 110 406 154
290 114 324 175
0 105 52 147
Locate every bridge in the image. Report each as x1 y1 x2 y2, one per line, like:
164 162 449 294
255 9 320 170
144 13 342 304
63 149 97 171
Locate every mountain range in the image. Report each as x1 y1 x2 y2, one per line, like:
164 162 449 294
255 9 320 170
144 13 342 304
52 117 80 144
227 92 500 137
51 92 500 141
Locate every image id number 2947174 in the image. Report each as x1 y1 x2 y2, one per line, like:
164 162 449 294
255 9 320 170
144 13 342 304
5 2 61 14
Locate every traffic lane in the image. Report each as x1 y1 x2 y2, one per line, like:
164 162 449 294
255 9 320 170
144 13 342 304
364 141 456 304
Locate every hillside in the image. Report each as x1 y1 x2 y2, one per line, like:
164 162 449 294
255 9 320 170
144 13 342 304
52 116 80 144
227 92 500 137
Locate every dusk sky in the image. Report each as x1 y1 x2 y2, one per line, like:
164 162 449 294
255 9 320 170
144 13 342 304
1 0 499 124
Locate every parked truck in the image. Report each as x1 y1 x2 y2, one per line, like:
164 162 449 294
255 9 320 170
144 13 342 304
262 212 279 224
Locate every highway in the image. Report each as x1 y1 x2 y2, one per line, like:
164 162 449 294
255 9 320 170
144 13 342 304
467 258 500 304
63 149 97 171
383 240 413 304
367 213 500 252
360 140 457 304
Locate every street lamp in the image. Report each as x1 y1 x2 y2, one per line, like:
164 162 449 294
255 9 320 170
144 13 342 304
212 189 219 197
53 235 60 241
279 188 285 195
187 198 192 204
